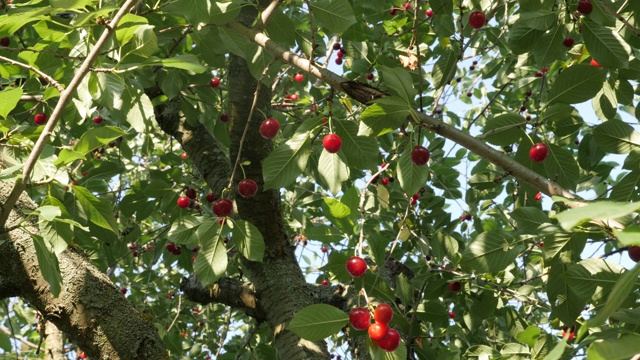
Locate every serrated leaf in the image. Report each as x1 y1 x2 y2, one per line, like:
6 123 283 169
461 231 519 274
333 120 379 170
548 262 586 324
263 131 311 189
610 170 640 202
582 20 630 69
125 90 155 133
517 10 556 30
532 25 566 67
170 215 204 247
593 120 640 154
193 234 227 287
287 304 348 341
416 300 449 328
510 207 551 233
32 236 63 297
586 262 640 328
546 65 607 104
231 219 265 262
395 274 412 307
543 143 580 191
309 0 356 33
0 87 22 119
37 205 62 221
481 113 526 146
124 24 158 59
614 225 640 247
397 144 429 197
541 225 587 261
41 220 73 255
73 126 126 154
379 66 416 103
359 96 413 136
318 150 349 196
587 335 640 360
142 54 207 73
72 186 118 233
516 326 542 347
555 201 640 230
564 259 625 301
432 46 460 89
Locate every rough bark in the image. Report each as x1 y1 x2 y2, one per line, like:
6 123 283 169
0 183 166 360
44 322 65 360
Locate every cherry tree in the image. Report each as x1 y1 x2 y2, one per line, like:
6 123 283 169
0 0 639 359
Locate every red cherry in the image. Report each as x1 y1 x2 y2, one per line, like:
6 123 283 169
449 312 456 318
368 322 389 342
212 199 233 217
79 352 87 359
238 179 258 198
210 77 221 87
373 303 393 325
464 214 472 221
563 36 575 48
377 328 400 352
120 288 127 295
534 192 542 201
535 71 543 77
206 193 215 202
288 94 299 101
294 73 304 82
366 73 374 80
34 112 47 125
0 37 9 47
402 2 411 11
332 42 341 51
449 281 462 292
578 0 592 14
590 59 602 67
177 196 190 208
349 307 371 331
468 10 486 29
321 247 328 253
381 178 390 186
259 118 280 139
166 242 177 252
185 188 197 199
323 134 342 153
425 9 433 17
321 279 329 286
220 112 229 122
336 51 344 59
628 246 640 262
346 256 367 277
390 8 398 16
411 145 430 165
335 58 343 65
92 116 103 124
181 153 188 160
529 142 549 163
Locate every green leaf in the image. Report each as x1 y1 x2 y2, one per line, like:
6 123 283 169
231 219 265 262
582 19 631 69
309 0 356 33
416 300 449 328
49 0 91 8
169 215 203 247
587 335 640 360
0 87 22 119
532 25 567 67
586 262 640 328
397 144 430 198
555 201 640 230
546 65 607 104
610 170 640 202
72 186 118 233
262 130 311 189
543 143 580 191
379 66 416 104
32 236 63 297
125 89 156 133
124 24 159 59
510 207 551 233
141 55 207 73
54 149 86 167
73 126 126 154
564 259 625 301
318 150 349 196
41 220 73 255
543 340 566 360
395 274 412 307
516 326 542 347
37 205 62 221
461 231 520 274
548 262 586 324
193 233 227 287
333 120 379 170
359 97 413 136
541 226 587 261
614 225 640 247
592 120 640 154
517 10 556 30
287 304 348 341
507 25 543 54
481 113 526 146
432 46 460 89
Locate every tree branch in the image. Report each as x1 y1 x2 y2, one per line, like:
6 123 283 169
0 55 64 92
0 0 136 230
180 276 266 321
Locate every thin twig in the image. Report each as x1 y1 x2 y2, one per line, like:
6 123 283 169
260 0 281 28
0 55 64 92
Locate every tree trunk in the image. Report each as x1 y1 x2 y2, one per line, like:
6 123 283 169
0 183 166 359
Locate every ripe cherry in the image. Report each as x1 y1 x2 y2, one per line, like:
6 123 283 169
260 118 280 139
366 73 374 80
411 145 430 165
578 0 592 15
349 307 371 330
590 59 602 67
346 256 367 277
294 73 304 82
335 58 343 65
332 42 341 51
177 196 190 208
120 288 127 295
425 9 433 17
34 112 47 125
185 188 197 199
449 312 456 319
373 303 393 324
238 179 258 198
210 77 221 87
212 198 233 217
468 10 486 29
628 246 640 262
323 134 342 153
92 116 103 124
377 328 401 352
321 247 328 253
563 36 575 48
402 2 411 11
449 281 462 292
181 153 188 160
534 192 542 201
321 279 329 286
220 113 229 122
368 322 389 342
529 142 549 163
206 193 215 202
0 37 9 47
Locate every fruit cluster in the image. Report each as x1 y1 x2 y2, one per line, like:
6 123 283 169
349 303 400 351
